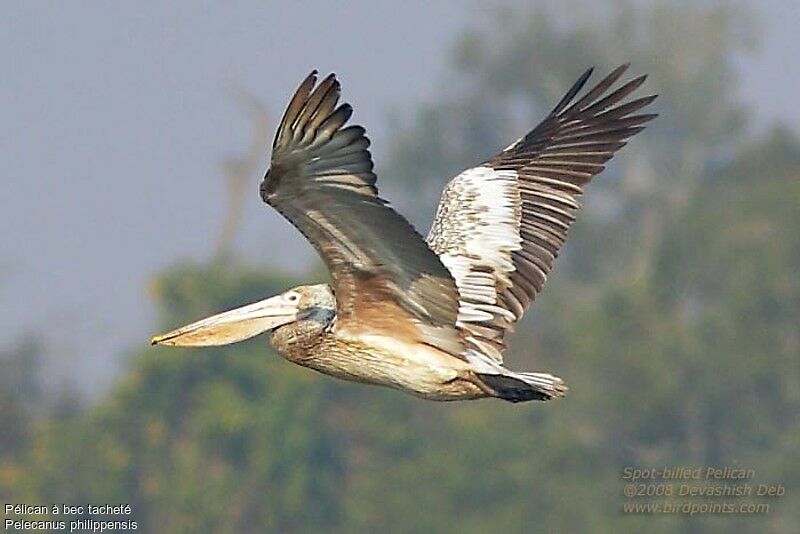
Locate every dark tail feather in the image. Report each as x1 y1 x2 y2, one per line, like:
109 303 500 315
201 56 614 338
477 371 568 403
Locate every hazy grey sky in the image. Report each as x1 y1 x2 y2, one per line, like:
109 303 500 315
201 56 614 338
2 1 798 395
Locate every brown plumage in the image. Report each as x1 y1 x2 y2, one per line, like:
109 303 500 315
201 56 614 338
152 65 657 403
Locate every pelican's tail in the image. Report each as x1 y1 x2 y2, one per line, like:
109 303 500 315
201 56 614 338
466 350 567 402
476 370 567 402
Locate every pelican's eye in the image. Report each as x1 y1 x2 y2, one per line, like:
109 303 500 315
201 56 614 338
286 293 300 304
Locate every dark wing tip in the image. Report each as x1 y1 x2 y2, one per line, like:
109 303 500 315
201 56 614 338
628 74 648 91
301 70 320 90
263 69 379 202
551 66 594 115
319 71 336 85
273 71 321 150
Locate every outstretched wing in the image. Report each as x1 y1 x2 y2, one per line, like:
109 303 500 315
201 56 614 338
427 64 657 362
261 72 464 356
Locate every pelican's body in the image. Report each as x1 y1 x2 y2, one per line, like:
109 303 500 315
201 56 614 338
270 304 483 401
153 65 656 402
265 286 473 397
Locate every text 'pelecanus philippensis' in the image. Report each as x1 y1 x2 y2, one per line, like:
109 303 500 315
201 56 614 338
152 65 657 402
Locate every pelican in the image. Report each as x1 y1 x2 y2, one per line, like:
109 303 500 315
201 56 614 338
152 64 656 402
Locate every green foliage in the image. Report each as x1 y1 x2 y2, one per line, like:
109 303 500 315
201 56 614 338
3 264 353 531
0 337 42 458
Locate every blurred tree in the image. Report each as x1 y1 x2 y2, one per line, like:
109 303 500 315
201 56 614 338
0 337 42 458
9 264 354 532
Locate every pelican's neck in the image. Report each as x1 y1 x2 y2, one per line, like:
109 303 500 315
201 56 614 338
269 304 335 360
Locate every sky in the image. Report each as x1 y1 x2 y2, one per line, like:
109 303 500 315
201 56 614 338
1 0 798 397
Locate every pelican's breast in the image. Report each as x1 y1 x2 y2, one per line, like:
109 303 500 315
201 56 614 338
281 326 480 399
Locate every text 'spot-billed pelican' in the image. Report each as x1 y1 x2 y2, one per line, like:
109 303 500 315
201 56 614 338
152 64 657 402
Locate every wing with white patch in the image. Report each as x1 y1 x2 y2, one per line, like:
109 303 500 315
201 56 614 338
427 64 657 362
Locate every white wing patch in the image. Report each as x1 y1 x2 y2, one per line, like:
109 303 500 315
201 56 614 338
427 166 522 361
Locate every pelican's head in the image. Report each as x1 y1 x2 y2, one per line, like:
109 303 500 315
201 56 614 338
151 284 334 347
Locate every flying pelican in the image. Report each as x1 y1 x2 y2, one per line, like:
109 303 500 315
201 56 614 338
152 64 656 402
